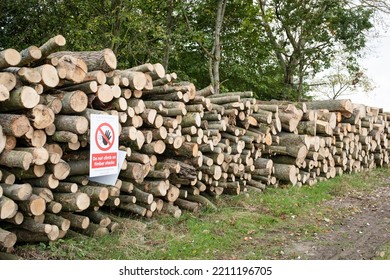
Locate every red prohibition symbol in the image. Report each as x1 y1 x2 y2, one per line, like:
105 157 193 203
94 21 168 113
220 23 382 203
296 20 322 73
95 122 115 151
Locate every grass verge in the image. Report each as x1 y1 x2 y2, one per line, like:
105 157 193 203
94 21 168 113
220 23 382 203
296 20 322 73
13 168 389 260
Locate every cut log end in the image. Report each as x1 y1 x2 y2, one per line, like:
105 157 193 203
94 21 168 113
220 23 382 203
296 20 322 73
30 196 46 216
1 49 22 67
103 48 117 71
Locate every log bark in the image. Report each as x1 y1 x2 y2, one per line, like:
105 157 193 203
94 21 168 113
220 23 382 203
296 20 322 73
39 35 66 59
18 194 46 216
32 187 54 202
55 182 78 193
141 140 166 155
0 150 33 170
80 210 111 227
161 203 181 218
29 174 59 189
297 120 317 136
54 115 89 134
266 145 308 164
17 45 42 66
14 147 49 166
60 80 98 94
4 66 41 84
60 212 90 229
186 194 217 211
0 86 39 112
11 226 59 242
0 196 18 219
131 187 154 204
0 228 17 248
51 131 78 143
174 198 200 212
39 94 63 114
50 90 88 114
120 162 148 183
46 159 71 180
306 99 353 116
78 185 109 202
0 183 32 201
53 192 90 212
50 49 117 72
74 222 109 237
44 213 71 231
273 163 298 186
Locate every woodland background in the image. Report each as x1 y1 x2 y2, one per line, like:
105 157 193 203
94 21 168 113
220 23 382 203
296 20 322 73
1 0 388 101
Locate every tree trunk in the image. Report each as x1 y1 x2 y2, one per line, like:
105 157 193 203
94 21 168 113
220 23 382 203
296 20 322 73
211 0 227 94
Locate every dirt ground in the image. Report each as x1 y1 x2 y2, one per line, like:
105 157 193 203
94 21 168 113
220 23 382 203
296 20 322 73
283 179 390 260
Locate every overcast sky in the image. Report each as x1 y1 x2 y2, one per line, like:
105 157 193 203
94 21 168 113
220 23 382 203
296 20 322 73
348 15 390 112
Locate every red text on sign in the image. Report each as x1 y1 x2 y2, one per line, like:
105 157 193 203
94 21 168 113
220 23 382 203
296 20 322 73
91 153 117 168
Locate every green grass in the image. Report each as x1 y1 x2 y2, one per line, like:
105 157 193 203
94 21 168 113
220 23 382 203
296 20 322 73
375 243 390 260
14 168 389 260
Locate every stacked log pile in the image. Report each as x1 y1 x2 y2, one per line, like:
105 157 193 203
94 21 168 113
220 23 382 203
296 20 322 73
0 35 389 249
259 99 389 187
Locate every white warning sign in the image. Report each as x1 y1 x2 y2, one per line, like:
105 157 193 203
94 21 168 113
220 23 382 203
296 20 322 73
89 114 119 178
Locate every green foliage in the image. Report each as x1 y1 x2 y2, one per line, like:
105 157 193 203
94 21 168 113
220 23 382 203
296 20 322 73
0 0 63 49
256 0 374 100
0 0 375 101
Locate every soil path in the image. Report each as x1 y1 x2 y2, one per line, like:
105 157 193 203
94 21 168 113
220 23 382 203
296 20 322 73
284 181 390 260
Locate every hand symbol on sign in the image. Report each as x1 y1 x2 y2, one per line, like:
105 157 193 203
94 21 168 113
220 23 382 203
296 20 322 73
101 130 112 146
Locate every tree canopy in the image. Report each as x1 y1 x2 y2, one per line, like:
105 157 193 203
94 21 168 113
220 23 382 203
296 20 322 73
0 0 376 101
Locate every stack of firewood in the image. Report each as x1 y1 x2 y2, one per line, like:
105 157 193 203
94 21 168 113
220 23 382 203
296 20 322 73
0 35 389 250
259 99 389 187
0 35 210 246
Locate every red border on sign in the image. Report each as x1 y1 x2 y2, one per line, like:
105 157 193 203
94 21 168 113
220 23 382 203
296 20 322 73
95 122 115 151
